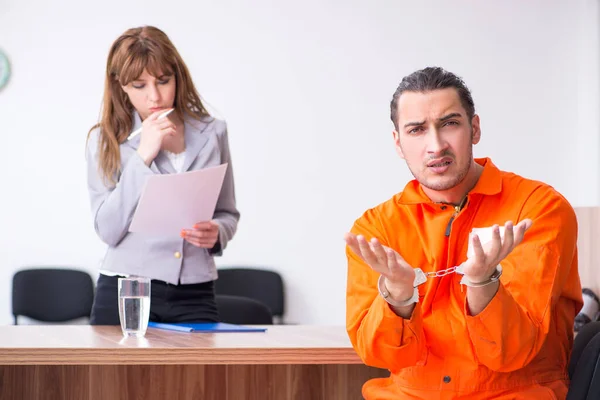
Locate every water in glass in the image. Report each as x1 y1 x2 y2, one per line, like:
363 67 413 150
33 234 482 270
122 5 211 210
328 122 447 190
119 295 150 337
118 277 151 338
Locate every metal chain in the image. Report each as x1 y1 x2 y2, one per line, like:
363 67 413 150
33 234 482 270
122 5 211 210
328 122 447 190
426 266 459 278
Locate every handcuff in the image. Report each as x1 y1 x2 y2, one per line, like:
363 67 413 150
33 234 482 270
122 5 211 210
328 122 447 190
378 264 503 307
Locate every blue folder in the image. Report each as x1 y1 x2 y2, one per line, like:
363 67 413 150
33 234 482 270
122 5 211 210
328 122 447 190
148 321 267 333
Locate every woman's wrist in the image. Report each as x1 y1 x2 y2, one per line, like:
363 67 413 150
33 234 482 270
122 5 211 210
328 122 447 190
136 149 153 166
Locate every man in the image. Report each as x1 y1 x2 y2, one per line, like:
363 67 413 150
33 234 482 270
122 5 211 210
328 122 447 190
344 67 583 399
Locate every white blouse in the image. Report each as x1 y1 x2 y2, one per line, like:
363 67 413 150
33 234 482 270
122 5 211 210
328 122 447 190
163 149 186 173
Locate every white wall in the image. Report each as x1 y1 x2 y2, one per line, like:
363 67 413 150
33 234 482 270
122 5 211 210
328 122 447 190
0 0 598 325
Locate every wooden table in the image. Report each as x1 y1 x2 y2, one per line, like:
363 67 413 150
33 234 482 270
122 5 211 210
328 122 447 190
0 325 387 400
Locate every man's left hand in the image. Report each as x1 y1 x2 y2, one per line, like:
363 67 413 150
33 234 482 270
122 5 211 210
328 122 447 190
460 219 533 283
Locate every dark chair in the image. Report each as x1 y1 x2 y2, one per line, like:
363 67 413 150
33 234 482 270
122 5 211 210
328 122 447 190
567 321 600 399
216 294 273 325
215 267 285 323
12 268 94 325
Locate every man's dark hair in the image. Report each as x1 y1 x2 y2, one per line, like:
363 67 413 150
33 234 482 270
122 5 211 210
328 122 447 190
390 67 475 130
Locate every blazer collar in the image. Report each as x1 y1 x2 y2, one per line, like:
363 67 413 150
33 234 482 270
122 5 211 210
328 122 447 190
181 117 211 172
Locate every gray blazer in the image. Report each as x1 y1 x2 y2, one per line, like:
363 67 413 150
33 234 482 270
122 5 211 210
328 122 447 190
86 113 240 285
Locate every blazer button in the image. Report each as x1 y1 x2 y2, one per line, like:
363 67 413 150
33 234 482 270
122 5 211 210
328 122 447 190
174 251 182 259
443 376 451 384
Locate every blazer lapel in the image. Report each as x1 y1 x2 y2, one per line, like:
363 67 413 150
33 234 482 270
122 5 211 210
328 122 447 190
154 152 177 174
181 117 210 172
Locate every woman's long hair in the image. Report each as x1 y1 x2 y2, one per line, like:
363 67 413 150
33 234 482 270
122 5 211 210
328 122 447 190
88 26 210 184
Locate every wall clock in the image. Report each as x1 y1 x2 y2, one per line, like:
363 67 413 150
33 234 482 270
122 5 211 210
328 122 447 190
0 49 11 91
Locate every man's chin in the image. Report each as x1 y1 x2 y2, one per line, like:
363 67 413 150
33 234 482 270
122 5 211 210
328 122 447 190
419 177 459 192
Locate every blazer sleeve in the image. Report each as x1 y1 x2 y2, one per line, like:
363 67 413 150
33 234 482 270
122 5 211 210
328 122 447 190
210 121 240 255
86 130 154 246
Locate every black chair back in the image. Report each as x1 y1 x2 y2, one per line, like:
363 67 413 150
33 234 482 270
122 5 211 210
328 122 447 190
216 294 273 325
568 321 600 399
216 267 284 320
12 268 94 324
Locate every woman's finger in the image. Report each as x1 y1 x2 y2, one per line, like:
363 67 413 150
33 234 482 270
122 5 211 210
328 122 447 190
184 238 213 248
181 229 217 240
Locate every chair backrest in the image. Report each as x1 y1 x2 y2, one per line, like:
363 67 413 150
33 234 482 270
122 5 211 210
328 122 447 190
12 268 94 324
215 294 273 325
215 267 284 319
568 321 600 399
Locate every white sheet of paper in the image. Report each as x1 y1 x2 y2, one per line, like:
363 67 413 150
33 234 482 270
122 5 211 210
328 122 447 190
467 226 506 258
129 163 228 236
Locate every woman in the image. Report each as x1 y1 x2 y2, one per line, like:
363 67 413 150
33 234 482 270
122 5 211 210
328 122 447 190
86 26 239 324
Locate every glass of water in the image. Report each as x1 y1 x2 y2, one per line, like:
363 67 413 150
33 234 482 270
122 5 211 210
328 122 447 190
118 276 151 338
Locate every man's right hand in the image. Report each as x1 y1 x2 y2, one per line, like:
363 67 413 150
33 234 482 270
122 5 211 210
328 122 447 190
136 110 176 165
344 233 417 302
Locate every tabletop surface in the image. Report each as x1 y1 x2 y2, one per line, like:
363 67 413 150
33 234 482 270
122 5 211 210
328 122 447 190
0 325 364 365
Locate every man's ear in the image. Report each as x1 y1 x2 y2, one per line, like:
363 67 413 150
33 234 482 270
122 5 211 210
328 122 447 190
471 114 481 145
393 130 405 159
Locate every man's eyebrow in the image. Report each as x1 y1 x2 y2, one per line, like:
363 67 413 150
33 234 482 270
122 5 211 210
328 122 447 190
403 112 463 128
403 120 426 128
439 112 462 122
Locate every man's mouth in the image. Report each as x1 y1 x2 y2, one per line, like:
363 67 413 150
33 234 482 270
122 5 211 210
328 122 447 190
428 159 453 168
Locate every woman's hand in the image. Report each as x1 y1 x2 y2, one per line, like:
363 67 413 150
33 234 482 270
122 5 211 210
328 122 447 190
181 221 220 248
136 110 176 165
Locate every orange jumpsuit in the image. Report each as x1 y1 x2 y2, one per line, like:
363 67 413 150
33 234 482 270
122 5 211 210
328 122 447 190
346 158 583 399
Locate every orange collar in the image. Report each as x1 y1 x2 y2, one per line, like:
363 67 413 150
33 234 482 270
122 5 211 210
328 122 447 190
397 158 503 205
